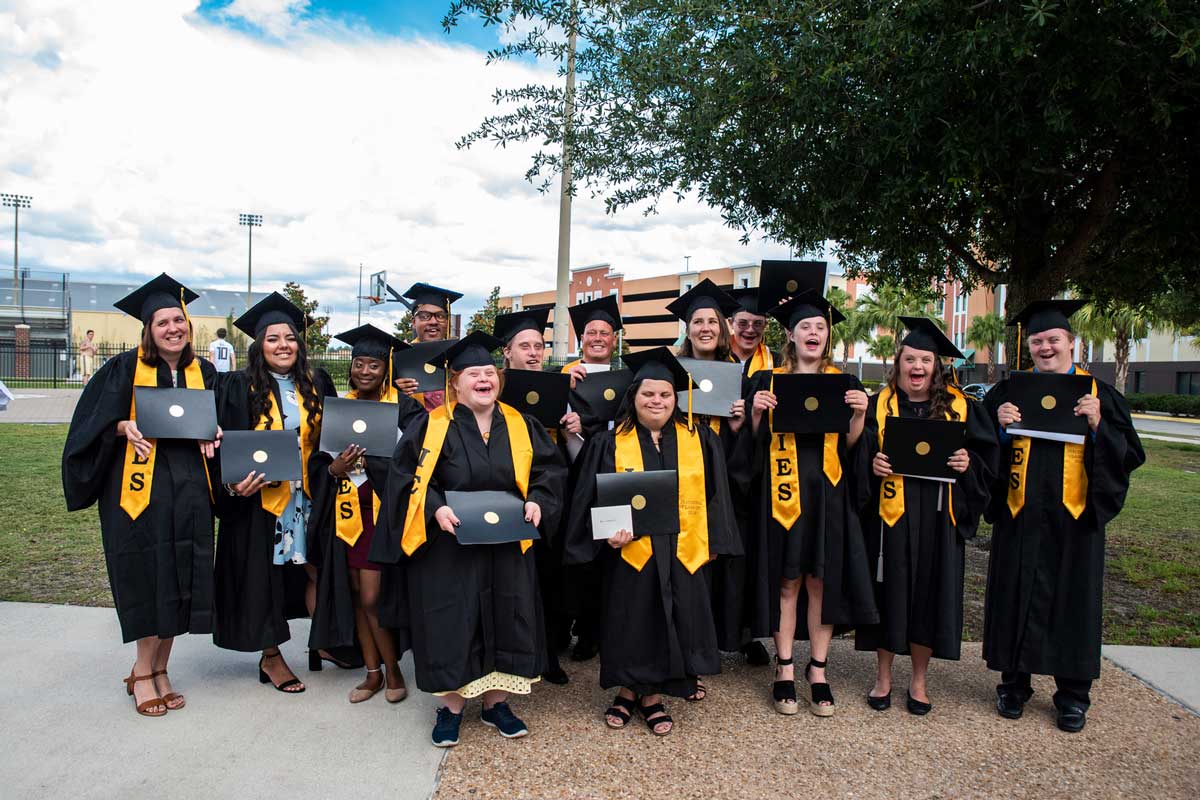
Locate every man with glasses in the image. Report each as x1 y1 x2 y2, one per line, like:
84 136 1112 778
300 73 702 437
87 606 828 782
728 288 776 378
395 282 463 411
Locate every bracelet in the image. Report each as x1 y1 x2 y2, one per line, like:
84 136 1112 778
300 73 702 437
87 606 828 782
224 483 239 497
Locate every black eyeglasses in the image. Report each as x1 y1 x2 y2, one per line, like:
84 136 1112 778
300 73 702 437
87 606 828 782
415 311 448 322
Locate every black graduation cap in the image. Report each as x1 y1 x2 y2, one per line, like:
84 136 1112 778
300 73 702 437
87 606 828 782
493 307 551 343
621 346 696 391
428 330 503 371
567 294 623 337
1007 299 1086 335
665 278 741 323
403 282 463 309
728 287 765 316
758 260 827 310
114 273 199 323
897 316 965 361
233 292 314 338
768 290 847 331
334 324 410 361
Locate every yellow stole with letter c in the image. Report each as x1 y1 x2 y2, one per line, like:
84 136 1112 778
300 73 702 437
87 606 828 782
1006 367 1097 520
119 350 211 519
613 421 708 574
401 402 534 555
875 384 968 528
332 386 396 546
256 379 316 517
768 365 843 529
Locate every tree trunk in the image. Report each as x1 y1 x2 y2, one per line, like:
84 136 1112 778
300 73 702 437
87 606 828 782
1114 334 1130 395
987 342 997 383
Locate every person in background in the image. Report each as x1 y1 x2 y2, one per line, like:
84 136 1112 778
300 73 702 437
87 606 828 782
208 328 236 373
79 329 98 384
393 283 463 413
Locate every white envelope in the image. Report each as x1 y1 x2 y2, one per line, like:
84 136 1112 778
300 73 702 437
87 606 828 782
591 504 633 541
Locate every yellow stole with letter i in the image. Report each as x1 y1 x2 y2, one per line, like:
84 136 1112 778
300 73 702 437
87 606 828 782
875 385 968 528
768 365 843 529
401 402 534 555
613 422 708 574
333 386 396 546
1006 367 1097 520
256 379 317 517
119 350 211 519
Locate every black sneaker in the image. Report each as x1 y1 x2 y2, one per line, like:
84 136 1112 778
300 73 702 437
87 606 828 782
741 641 771 666
481 702 529 738
431 706 463 748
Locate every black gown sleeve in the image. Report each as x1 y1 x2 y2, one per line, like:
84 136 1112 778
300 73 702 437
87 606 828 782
212 370 256 519
855 392 883 515
562 432 614 566
372 413 433 564
697 424 743 557
981 378 1012 524
62 349 136 511
1087 381 1146 528
951 398 999 539
522 414 568 544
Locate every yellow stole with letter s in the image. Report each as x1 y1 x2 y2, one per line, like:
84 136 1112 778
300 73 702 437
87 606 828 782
875 385 968 528
332 386 396 546
768 365 844 529
119 350 211 519
613 422 708 573
256 379 317 517
401 402 534 555
1006 367 1097 520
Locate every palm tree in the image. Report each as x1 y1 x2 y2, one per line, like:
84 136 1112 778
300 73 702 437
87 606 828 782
853 283 942 340
867 334 896 372
1073 302 1172 394
825 286 870 370
965 312 1005 382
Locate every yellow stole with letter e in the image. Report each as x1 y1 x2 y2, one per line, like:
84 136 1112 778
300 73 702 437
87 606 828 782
119 350 211 519
1006 367 1097 520
256 379 317 517
875 385 968 527
332 386 396 546
401 402 534 555
768 365 843 529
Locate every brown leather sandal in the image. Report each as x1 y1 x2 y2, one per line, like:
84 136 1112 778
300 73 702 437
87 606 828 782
152 669 185 710
124 672 167 717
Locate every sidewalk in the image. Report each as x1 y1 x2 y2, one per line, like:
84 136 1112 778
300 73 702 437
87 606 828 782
0 388 81 423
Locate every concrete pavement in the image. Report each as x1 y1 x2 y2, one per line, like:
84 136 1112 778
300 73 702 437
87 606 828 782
1103 645 1200 715
0 388 81 423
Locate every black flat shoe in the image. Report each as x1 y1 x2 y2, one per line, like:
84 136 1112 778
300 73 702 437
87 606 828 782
867 691 892 711
996 693 1025 720
1056 704 1087 733
541 665 569 685
742 641 771 667
906 691 931 716
570 636 599 662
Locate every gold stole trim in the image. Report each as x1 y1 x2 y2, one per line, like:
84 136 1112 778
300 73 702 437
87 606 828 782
335 388 395 545
560 359 582 373
875 385 967 528
256 381 315 517
119 350 209 519
401 403 534 555
613 422 708 573
768 365 842 529
747 342 774 375
1006 367 1096 520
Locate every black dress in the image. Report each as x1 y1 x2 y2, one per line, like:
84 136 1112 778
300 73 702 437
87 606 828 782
62 349 217 643
371 403 566 693
564 422 742 697
854 389 998 659
982 375 1144 680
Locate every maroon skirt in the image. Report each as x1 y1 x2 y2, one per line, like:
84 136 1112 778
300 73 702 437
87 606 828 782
346 481 380 571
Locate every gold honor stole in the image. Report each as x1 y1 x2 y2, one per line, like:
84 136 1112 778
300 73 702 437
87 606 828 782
613 422 708 574
875 385 968 528
747 342 774 375
119 350 211 519
1006 367 1097 520
768 365 843 529
401 402 535 555
334 388 396 546
256 382 316 517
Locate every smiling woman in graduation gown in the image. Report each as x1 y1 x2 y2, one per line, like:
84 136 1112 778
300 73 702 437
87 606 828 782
564 348 742 735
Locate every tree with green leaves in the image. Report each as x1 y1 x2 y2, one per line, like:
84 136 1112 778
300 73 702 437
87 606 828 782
852 284 943 344
966 312 1007 383
393 310 415 343
825 286 870 371
1073 302 1177 394
448 1 1199 365
467 286 503 335
223 311 249 354
280 281 330 352
867 334 896 373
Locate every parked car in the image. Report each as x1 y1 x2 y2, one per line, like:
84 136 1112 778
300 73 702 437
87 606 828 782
961 383 995 401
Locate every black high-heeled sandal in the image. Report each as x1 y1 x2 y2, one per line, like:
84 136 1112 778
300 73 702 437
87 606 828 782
259 652 305 693
308 648 355 672
772 656 798 716
604 694 638 729
806 657 835 717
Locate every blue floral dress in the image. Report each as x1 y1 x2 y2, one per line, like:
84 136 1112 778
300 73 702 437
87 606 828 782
271 373 310 566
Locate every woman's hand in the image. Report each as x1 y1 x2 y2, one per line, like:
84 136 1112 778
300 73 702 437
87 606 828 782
947 448 970 474
566 364 588 389
561 411 582 436
728 398 746 433
394 377 420 397
872 451 893 478
231 470 268 497
1075 394 1101 432
116 420 153 459
434 505 459 534
997 402 1021 427
607 528 633 549
328 444 366 478
198 426 223 459
845 389 869 418
750 389 777 432
524 501 542 527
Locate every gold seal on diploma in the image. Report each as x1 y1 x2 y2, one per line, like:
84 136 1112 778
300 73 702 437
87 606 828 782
525 391 540 405
1042 395 1057 410
786 279 799 293
804 396 819 411
603 388 616 401
168 404 185 418
699 379 713 393
424 364 437 374
352 419 367 433
631 494 646 510
484 511 500 524
252 450 269 464
915 441 931 456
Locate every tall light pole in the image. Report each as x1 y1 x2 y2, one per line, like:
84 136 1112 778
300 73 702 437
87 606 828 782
552 9 578 360
239 213 262 310
2 194 32 309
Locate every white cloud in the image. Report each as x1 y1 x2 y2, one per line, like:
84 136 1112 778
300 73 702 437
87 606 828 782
0 0 798 336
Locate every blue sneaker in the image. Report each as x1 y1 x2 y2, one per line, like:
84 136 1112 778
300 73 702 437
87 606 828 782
432 706 463 747
481 702 529 738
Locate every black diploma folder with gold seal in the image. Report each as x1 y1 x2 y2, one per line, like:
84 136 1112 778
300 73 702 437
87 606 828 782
571 368 634 422
443 490 540 545
220 429 302 483
596 469 678 538
676 357 742 418
771 373 854 434
133 387 218 440
319 396 399 457
1005 371 1092 444
882 416 966 483
500 369 570 428
393 339 456 392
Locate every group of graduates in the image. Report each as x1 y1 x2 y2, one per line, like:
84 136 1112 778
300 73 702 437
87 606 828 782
62 262 1144 748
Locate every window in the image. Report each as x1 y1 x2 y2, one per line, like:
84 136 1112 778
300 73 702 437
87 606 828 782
683 283 693 292
609 288 619 297
1176 372 1200 396
1132 371 1144 394
934 296 945 316
741 277 750 288
575 292 583 304
512 299 522 311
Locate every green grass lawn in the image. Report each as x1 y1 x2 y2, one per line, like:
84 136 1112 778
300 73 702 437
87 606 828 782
2 424 1197 646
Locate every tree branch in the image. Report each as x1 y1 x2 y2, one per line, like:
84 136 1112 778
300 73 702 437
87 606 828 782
924 220 1001 284
1050 157 1122 276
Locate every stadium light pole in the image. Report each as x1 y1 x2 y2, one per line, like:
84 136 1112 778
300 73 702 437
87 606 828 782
239 213 262 310
2 194 32 307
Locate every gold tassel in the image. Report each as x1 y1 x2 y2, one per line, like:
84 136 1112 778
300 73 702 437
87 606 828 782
686 371 694 431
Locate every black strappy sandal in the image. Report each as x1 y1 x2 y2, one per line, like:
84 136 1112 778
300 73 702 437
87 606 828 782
806 657 835 717
638 699 673 736
772 655 799 715
685 678 707 702
604 694 638 729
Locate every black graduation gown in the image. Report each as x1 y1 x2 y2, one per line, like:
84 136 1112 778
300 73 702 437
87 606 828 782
210 368 336 652
854 390 998 659
742 371 879 639
982 376 1144 680
372 404 566 693
564 422 742 696
62 349 217 643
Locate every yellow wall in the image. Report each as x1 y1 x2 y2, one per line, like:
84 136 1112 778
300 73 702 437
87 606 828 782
73 311 233 349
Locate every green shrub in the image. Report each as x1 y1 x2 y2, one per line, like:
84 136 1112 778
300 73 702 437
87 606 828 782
1126 393 1200 417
